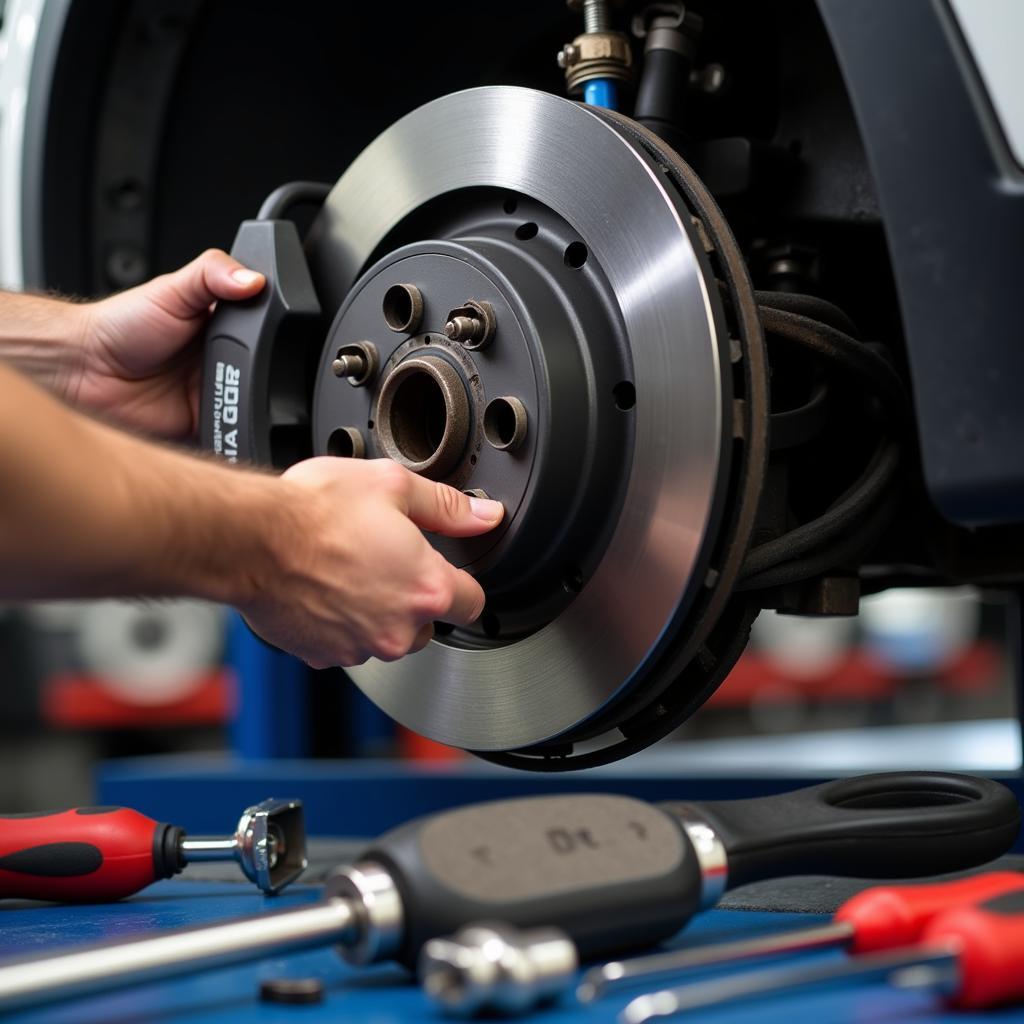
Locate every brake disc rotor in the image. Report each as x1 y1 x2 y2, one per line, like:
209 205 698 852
304 87 766 767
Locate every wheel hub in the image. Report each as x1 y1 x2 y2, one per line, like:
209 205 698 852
312 210 634 639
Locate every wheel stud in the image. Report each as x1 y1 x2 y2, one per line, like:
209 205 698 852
444 300 495 350
445 316 482 343
331 342 378 387
332 353 365 377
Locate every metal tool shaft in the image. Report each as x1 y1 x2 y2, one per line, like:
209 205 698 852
0 898 357 1014
180 836 239 861
578 920 855 1001
619 946 960 1024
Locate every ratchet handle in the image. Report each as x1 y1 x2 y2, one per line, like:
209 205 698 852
0 808 184 902
924 889 1024 1008
839 871 1024 953
685 772 1020 889
199 218 321 467
356 793 703 966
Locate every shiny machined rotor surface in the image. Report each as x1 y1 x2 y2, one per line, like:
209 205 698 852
306 87 731 752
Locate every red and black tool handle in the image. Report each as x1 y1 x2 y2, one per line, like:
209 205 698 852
0 808 184 902
838 870 1024 953
925 887 1024 1008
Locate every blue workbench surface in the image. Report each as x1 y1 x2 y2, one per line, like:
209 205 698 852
2 879 1022 1024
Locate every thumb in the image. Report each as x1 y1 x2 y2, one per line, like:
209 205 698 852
154 248 265 319
400 473 504 537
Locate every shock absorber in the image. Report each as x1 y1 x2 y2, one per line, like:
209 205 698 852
631 3 704 150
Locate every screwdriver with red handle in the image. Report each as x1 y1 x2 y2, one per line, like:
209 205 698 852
0 798 306 901
621 886 1024 1021
580 871 1024 1001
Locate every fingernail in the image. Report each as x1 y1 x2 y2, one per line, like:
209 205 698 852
469 497 504 521
231 268 262 286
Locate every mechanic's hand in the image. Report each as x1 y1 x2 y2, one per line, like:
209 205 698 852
242 458 504 669
74 249 265 439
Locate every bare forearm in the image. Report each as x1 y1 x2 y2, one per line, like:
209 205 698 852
0 363 286 604
0 291 88 399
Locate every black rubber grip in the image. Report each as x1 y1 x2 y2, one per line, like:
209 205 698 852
675 771 1021 889
151 824 186 880
0 807 121 820
199 218 321 467
0 810 66 819
0 842 103 877
983 889 1024 915
358 794 702 966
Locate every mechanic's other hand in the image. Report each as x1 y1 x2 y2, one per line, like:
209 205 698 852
241 458 504 669
75 249 265 439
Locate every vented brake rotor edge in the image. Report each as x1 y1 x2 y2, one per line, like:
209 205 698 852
480 108 768 769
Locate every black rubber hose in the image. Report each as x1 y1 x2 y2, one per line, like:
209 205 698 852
735 489 900 591
758 305 909 422
755 289 861 339
736 301 909 590
740 440 901 580
769 377 829 450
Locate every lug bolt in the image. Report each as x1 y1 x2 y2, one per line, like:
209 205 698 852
556 43 580 69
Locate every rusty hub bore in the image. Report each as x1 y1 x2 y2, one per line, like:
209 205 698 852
375 356 470 479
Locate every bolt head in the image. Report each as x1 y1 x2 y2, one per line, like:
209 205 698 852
699 62 726 93
557 43 579 68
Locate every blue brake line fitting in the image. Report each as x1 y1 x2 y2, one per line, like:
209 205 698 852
583 78 619 111
557 0 633 112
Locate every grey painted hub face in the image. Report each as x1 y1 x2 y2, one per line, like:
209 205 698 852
307 87 729 752
313 224 632 643
314 243 548 574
